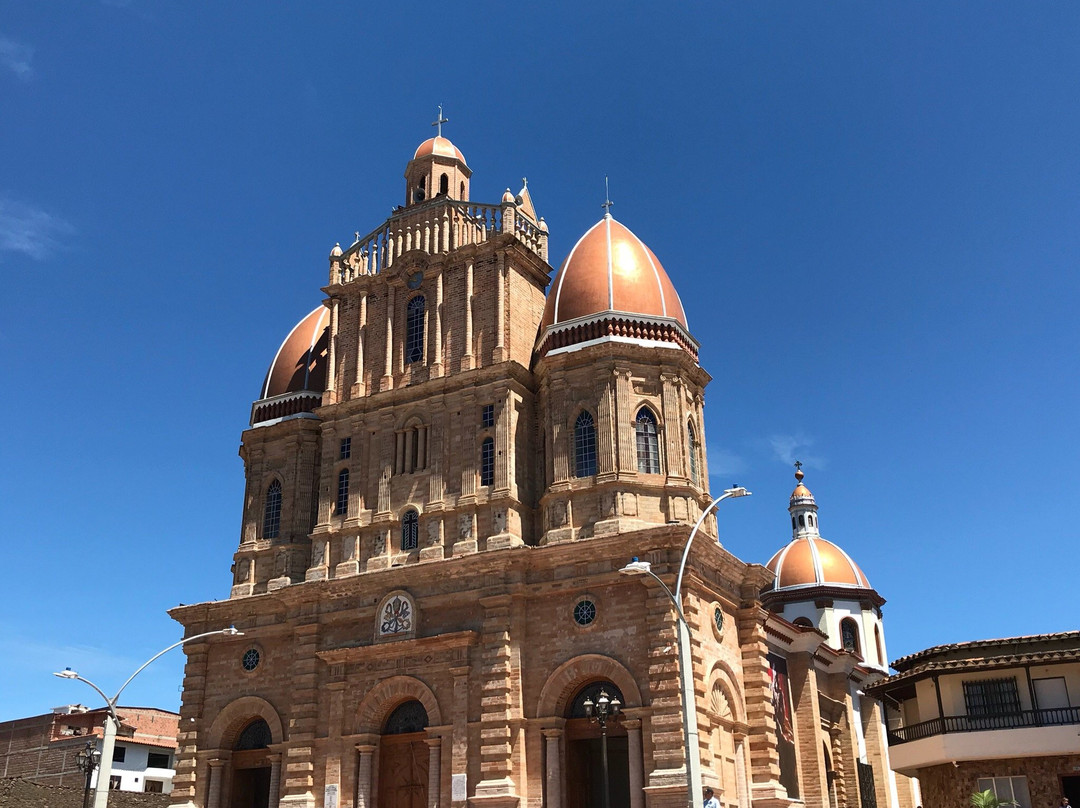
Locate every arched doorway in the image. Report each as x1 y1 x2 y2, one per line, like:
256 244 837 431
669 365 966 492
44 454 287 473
565 682 629 808
230 719 272 808
377 700 429 808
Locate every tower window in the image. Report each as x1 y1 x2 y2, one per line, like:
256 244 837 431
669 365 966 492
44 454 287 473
263 481 282 539
574 410 597 478
482 404 495 428
480 437 495 486
336 469 350 516
840 618 861 654
687 421 699 487
340 437 351 460
406 295 425 364
439 173 449 195
798 514 806 528
635 408 660 474
402 509 419 551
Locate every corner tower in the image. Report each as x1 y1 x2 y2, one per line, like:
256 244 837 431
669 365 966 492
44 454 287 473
230 130 552 596
534 211 712 542
762 467 890 671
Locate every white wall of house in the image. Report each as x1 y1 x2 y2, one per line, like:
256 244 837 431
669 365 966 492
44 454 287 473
89 742 174 793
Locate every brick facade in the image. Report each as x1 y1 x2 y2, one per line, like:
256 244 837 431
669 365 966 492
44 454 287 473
170 135 900 808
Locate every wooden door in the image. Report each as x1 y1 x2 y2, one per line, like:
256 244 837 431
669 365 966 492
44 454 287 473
378 733 428 808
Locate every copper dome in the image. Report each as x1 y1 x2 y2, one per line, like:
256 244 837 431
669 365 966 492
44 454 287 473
413 136 467 164
541 215 688 331
765 536 872 592
259 307 330 400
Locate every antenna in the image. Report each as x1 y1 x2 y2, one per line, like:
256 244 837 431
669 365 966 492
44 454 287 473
602 176 613 214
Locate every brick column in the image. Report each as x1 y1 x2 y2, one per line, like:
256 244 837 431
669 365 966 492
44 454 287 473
473 594 518 803
382 285 394 390
207 759 226 808
493 251 507 363
355 744 375 808
432 272 443 377
281 620 319 806
426 737 442 808
462 260 474 371
736 606 786 806
354 293 366 395
625 719 645 808
542 729 562 808
450 666 470 808
786 652 829 807
268 753 282 808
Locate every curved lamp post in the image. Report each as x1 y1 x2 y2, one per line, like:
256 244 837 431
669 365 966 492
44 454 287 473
54 627 243 808
620 485 750 808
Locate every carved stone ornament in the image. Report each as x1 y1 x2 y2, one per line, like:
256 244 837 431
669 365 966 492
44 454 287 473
378 594 414 637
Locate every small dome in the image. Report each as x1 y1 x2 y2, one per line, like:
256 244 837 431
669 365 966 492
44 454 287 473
330 243 343 258
791 483 814 502
541 215 688 331
413 136 467 164
259 307 330 400
502 188 515 203
765 536 872 592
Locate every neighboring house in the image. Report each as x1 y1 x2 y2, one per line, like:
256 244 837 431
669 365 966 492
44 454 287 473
866 632 1080 808
0 704 179 794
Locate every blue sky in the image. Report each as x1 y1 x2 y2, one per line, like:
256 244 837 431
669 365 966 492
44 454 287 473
2 2 1078 721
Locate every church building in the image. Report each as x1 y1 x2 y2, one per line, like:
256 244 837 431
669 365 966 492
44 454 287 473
169 129 911 808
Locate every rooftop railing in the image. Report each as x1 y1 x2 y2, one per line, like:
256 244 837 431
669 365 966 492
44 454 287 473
887 705 1080 745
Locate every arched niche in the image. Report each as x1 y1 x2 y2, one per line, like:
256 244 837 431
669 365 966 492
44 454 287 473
206 695 285 750
535 653 642 718
355 675 442 735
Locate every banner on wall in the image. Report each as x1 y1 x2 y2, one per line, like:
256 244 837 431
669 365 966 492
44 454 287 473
767 653 800 800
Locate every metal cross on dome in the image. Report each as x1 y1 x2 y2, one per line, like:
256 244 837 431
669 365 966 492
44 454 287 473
602 176 614 213
432 105 449 137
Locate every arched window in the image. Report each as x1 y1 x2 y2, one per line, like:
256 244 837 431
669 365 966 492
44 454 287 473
235 719 271 750
439 173 449 195
406 296 425 364
840 618 861 654
687 421 699 486
798 514 806 527
263 480 282 539
402 510 419 551
574 411 597 477
480 437 495 486
384 700 429 735
336 469 349 516
635 408 660 474
793 617 814 628
875 624 885 665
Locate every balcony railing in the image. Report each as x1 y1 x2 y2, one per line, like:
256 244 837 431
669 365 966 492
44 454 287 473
887 706 1080 745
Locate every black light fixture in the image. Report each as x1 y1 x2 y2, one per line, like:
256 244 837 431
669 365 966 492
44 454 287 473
74 740 102 808
583 688 622 808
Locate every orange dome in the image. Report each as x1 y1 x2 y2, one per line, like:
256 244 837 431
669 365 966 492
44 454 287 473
541 215 687 331
765 536 872 592
259 307 329 400
413 136 467 164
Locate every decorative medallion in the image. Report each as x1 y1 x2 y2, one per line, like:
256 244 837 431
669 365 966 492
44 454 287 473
407 271 424 290
241 648 260 672
713 606 724 635
379 594 413 636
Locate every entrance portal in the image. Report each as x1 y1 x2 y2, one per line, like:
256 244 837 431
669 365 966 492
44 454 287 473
230 719 273 808
564 682 629 808
377 700 430 808
231 766 271 808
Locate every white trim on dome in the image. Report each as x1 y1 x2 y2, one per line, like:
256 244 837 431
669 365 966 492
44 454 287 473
553 218 604 326
831 541 871 588
605 213 614 310
261 306 329 399
769 541 798 590
807 536 826 585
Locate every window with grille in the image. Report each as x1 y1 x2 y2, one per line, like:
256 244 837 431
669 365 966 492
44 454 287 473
402 510 419 551
574 411 597 477
340 437 351 460
963 677 1021 717
336 469 349 515
687 421 699 486
406 295 425 364
635 408 660 474
482 404 495 428
263 480 282 539
841 618 861 654
480 438 495 486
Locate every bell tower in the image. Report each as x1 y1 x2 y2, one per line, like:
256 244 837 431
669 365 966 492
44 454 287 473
404 106 471 206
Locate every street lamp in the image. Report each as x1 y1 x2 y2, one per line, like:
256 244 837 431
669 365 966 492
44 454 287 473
75 739 102 808
54 627 243 808
620 485 750 808
583 688 623 808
